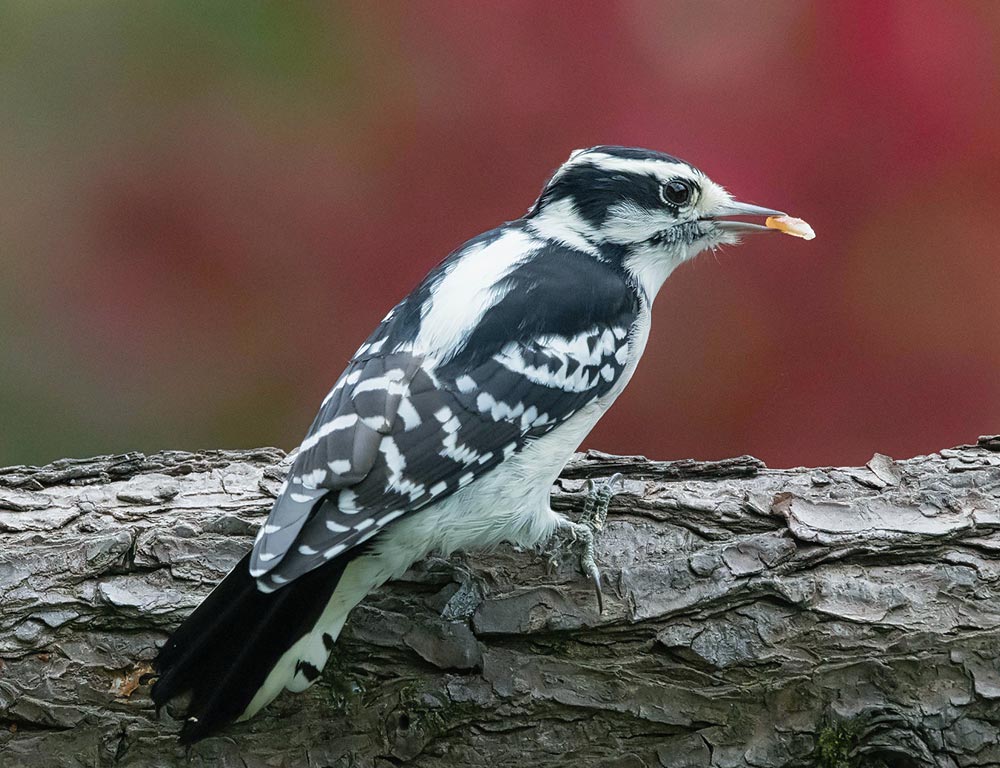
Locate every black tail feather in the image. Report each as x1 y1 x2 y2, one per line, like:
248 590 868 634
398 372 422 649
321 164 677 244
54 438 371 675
152 551 351 744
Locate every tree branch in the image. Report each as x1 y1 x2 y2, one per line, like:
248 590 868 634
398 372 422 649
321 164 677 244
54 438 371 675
1 439 999 767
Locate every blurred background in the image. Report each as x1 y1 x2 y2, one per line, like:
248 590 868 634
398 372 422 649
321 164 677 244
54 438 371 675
2 1 998 469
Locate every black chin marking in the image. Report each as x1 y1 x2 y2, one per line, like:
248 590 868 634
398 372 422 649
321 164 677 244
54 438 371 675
646 221 705 248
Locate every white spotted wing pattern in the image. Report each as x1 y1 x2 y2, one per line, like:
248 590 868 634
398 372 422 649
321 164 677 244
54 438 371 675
249 322 634 591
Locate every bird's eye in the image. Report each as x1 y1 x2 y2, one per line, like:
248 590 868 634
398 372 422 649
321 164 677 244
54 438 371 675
660 180 693 207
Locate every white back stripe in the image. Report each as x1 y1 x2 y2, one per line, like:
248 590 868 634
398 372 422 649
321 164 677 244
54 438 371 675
415 230 536 359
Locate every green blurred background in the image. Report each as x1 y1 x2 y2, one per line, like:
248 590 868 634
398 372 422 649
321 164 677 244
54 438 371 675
2 1 999 468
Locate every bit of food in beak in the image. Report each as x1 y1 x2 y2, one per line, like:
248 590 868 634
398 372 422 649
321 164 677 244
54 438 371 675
765 215 816 240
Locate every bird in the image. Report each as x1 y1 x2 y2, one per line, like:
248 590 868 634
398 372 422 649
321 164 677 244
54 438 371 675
150 145 809 743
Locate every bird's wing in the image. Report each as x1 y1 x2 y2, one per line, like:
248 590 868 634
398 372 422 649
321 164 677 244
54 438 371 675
247 349 424 579
251 245 640 589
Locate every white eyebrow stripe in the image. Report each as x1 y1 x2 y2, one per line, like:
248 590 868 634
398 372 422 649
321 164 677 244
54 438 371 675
565 153 699 184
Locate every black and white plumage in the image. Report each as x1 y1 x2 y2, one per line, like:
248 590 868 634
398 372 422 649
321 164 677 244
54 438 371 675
152 146 798 742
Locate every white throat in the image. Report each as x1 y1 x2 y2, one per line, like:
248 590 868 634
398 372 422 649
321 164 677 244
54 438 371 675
623 243 694 302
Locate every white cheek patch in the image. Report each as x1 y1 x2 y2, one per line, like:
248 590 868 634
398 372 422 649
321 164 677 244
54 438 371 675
600 201 668 245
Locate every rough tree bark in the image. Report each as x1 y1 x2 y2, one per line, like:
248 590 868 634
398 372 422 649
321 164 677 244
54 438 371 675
1 439 999 768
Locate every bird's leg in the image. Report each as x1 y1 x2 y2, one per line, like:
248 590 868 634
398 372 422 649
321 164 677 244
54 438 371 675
578 472 623 534
437 556 484 621
545 473 623 614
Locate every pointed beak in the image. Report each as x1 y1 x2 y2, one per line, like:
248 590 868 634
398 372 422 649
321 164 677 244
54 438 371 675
705 201 786 235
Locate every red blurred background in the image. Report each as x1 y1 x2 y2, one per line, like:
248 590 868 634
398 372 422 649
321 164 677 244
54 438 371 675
2 1 998 468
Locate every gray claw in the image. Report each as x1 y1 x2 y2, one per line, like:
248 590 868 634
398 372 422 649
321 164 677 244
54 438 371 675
580 473 624 533
565 520 604 613
585 554 604 614
543 474 624 614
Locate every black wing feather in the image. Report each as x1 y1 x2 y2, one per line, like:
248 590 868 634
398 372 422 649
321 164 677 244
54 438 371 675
251 237 640 589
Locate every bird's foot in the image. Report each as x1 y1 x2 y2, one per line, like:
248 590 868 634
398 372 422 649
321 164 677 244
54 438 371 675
579 472 623 534
545 473 624 614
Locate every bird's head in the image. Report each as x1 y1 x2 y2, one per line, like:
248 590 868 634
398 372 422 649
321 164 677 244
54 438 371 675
525 145 807 298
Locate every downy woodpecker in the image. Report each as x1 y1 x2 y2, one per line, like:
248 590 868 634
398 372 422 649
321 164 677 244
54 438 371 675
151 145 811 742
